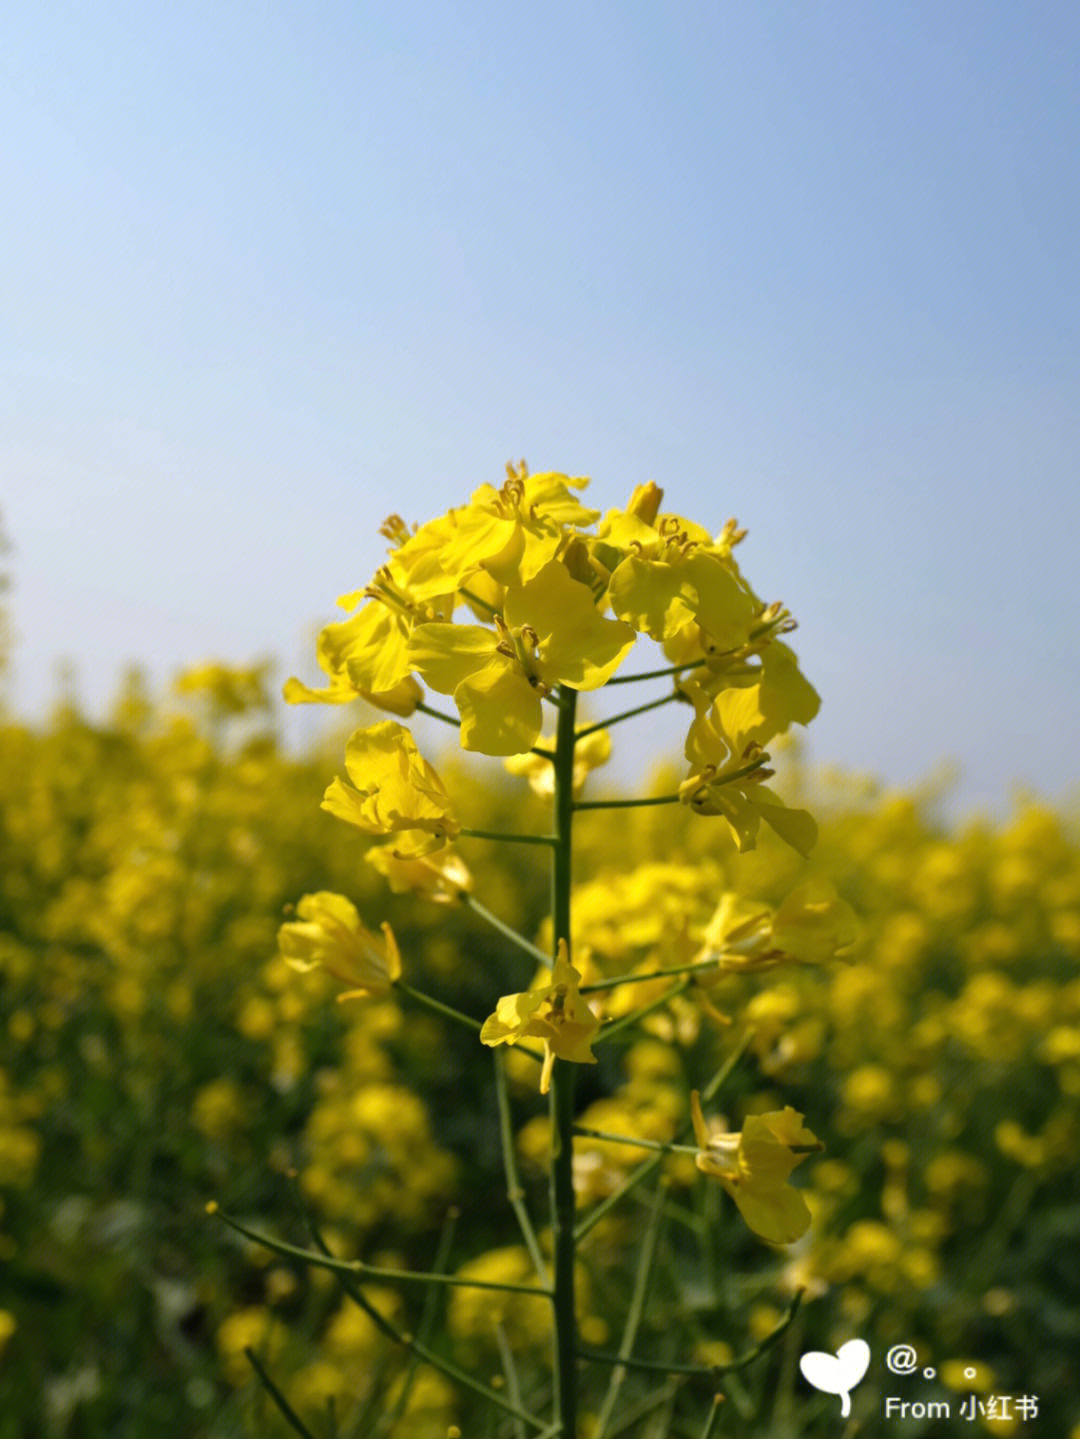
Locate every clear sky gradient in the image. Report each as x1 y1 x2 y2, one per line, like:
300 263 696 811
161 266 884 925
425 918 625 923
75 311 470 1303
3 2 1077 816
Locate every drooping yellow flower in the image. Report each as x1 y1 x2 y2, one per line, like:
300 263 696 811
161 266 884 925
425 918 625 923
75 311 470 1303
278 892 401 1001
364 844 473 904
504 727 612 797
480 940 601 1093
408 561 635 755
678 683 817 856
695 881 859 974
690 1092 822 1244
321 721 460 856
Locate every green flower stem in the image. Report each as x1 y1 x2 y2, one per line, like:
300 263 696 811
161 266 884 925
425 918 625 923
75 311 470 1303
549 684 580 1437
374 1207 460 1439
465 895 554 970
603 659 706 686
393 979 480 1031
590 1182 667 1439
299 1199 547 1433
244 1348 317 1439
581 959 721 993
460 827 558 846
393 979 545 1063
574 1030 756 1243
593 978 692 1047
208 1206 550 1296
574 692 679 740
494 1051 550 1287
459 585 500 618
573 1129 700 1157
573 793 681 811
578 1289 804 1379
698 1395 726 1439
496 1323 529 1439
415 700 461 728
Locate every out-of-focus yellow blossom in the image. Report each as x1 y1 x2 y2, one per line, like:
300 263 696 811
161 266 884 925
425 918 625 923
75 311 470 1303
689 1092 822 1244
678 683 817 855
365 843 472 904
0 1311 15 1360
447 1245 551 1351
504 726 612 797
408 560 635 754
174 661 271 715
480 940 600 1093
322 721 460 856
216 1305 284 1386
278 892 401 1001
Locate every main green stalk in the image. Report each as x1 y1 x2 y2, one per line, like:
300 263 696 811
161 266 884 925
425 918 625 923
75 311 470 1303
549 685 579 1435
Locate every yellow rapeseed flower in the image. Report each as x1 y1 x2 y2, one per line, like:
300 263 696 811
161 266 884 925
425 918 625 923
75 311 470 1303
689 1092 822 1244
409 561 635 755
278 892 402 1001
321 721 460 856
480 940 600 1093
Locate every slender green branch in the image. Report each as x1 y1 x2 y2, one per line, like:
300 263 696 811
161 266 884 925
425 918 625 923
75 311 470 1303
465 895 553 970
415 700 461 728
549 684 580 1438
574 692 679 740
374 1207 460 1438
208 1205 549 1296
581 959 720 993
604 659 707 686
699 1394 726 1439
593 978 691 1047
578 1289 804 1378
574 1030 755 1242
460 827 558 846
573 793 680 812
573 1129 699 1157
591 1182 667 1439
244 1348 317 1439
496 1323 529 1439
393 979 481 1032
294 1199 547 1432
393 979 545 1061
494 1051 550 1287
459 585 500 617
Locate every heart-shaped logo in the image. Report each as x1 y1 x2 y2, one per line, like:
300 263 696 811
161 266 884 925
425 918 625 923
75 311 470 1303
799 1339 871 1416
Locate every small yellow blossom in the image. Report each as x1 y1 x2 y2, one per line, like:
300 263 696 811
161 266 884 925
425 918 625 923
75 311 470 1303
278 892 401 1001
409 561 635 755
365 844 473 904
321 721 460 856
690 1092 822 1244
695 881 859 975
678 683 817 856
480 940 600 1093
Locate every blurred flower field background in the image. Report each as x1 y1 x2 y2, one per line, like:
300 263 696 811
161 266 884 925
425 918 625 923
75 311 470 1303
2 655 1079 1437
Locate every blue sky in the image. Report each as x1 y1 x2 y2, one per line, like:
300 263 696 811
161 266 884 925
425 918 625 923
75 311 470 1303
3 1 1077 815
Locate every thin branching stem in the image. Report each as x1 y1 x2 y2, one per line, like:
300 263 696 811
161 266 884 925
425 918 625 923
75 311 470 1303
573 793 680 811
581 959 720 993
461 827 558 847
209 1206 550 1295
593 978 692 1047
590 1182 667 1439
465 895 553 970
574 692 679 740
574 1029 756 1242
244 1348 317 1439
494 1050 550 1286
415 700 461 728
